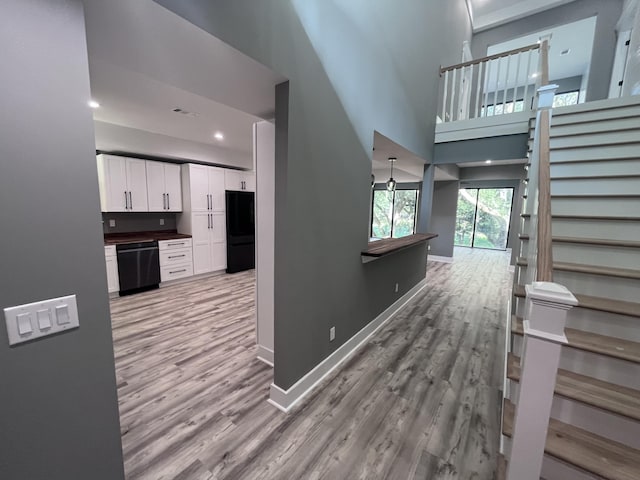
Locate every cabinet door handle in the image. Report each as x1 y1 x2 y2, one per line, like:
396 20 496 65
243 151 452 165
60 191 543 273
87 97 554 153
168 254 186 259
167 242 185 247
167 193 170 210
163 193 166 210
124 191 128 209
129 191 133 209
170 269 187 274
207 213 210 229
209 194 213 210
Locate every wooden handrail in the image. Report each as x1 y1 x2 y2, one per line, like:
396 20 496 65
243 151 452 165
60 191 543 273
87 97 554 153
536 110 553 282
540 39 550 87
440 42 540 75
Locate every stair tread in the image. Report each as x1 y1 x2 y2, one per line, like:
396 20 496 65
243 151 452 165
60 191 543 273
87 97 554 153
516 257 640 279
507 352 640 421
502 400 640 480
511 316 640 363
521 213 640 221
519 234 640 248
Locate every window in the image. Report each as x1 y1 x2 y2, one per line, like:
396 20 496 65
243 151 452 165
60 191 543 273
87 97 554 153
481 99 525 117
552 90 579 108
371 189 419 239
454 188 514 250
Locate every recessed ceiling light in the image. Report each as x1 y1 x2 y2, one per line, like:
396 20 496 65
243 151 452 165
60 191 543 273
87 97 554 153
214 132 224 140
88 100 100 109
560 49 571 56
485 159 492 164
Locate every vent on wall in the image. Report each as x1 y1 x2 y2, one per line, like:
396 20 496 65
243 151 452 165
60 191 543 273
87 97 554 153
171 107 200 117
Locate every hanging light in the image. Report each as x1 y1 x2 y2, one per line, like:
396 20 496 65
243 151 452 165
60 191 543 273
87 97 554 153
386 157 397 191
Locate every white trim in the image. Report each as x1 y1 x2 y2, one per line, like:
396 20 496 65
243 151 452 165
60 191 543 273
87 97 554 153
435 111 532 143
256 345 274 367
268 278 428 413
523 319 568 344
428 255 454 263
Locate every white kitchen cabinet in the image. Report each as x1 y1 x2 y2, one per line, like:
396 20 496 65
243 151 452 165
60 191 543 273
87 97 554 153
104 246 119 294
146 160 182 212
158 238 193 282
178 163 228 275
97 154 149 212
182 163 225 212
225 169 255 192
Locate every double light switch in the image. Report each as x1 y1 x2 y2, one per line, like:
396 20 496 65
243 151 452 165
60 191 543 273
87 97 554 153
4 295 79 346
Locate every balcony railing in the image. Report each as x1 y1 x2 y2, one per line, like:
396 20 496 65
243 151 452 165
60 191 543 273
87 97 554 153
439 43 542 123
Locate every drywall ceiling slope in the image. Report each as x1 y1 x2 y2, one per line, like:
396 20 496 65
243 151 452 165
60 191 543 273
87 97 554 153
468 0 576 31
372 131 426 183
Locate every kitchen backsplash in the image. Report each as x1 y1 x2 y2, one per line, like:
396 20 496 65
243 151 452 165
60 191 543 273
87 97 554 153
102 213 177 234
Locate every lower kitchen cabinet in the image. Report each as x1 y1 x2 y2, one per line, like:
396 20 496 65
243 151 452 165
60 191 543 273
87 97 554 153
104 246 119 294
158 239 193 282
188 212 226 274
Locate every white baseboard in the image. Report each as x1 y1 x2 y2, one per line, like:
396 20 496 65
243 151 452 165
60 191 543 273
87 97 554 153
256 345 274 367
268 278 428 413
428 255 454 263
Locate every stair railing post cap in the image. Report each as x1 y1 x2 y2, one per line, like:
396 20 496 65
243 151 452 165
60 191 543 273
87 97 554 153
537 84 559 109
526 281 578 307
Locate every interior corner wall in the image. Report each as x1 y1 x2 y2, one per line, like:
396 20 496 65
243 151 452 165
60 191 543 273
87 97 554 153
0 1 124 479
155 0 472 390
471 0 624 101
430 181 460 257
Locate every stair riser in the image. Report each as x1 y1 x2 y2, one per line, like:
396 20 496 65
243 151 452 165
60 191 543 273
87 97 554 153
550 144 640 162
512 335 639 389
549 129 640 149
502 437 604 480
552 104 640 125
517 243 640 272
551 159 640 177
550 197 640 217
550 116 640 136
523 218 640 242
553 269 639 303
509 381 640 448
551 177 640 195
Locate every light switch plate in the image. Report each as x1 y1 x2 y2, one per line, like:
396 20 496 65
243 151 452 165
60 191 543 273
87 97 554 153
109 219 116 227
4 295 79 346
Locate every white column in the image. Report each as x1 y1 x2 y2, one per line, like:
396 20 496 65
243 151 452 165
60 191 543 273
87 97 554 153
506 282 577 480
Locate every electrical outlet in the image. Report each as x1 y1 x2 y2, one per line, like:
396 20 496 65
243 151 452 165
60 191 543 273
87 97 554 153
159 218 165 226
395 283 399 293
329 326 336 342
109 219 116 228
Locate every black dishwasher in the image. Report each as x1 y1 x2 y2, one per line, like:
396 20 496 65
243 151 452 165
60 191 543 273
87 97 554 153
116 241 160 295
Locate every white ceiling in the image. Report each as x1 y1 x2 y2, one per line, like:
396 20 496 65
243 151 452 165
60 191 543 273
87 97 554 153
467 0 576 31
486 16 597 85
81 0 286 165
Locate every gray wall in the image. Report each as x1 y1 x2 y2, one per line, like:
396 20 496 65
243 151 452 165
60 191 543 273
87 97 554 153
430 181 460 257
102 213 177 234
434 134 529 165
472 0 623 101
156 0 472 389
0 1 124 479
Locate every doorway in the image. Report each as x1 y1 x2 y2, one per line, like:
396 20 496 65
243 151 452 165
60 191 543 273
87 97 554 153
454 187 514 250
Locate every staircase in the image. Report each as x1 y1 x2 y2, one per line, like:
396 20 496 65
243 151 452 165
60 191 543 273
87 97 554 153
505 96 640 480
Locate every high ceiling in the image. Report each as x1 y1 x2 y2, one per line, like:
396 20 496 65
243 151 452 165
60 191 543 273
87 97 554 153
81 0 286 165
467 0 576 31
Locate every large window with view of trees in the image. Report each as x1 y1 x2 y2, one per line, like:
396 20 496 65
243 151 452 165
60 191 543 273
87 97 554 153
454 188 514 250
371 188 419 239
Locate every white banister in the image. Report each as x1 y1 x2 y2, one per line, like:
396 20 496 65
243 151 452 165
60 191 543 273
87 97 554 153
506 282 577 480
442 70 449 122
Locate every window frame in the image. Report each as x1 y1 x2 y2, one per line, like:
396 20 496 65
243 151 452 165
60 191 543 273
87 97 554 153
370 186 420 239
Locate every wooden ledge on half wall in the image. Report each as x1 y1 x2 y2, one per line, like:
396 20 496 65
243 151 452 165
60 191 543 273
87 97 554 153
361 233 438 263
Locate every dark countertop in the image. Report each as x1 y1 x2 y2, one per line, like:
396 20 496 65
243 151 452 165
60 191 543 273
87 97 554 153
361 233 438 258
104 230 192 245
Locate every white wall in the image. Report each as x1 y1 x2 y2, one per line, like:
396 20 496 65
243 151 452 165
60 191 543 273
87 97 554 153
255 120 275 364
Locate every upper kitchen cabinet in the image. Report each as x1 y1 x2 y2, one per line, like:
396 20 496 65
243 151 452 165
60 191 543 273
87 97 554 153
181 163 226 212
97 154 149 212
224 170 255 192
146 160 182 212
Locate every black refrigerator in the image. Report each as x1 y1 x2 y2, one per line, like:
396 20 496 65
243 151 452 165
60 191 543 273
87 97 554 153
225 190 255 273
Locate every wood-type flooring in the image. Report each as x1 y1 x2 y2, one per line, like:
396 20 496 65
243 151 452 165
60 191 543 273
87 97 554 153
111 247 511 479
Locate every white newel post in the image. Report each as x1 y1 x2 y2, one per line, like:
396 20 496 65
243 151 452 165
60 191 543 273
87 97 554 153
507 282 577 480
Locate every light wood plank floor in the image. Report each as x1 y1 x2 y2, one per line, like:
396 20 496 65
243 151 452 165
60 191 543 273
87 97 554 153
111 247 511 479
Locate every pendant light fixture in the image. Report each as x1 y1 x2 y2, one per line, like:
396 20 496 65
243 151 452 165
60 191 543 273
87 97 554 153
386 157 397 192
